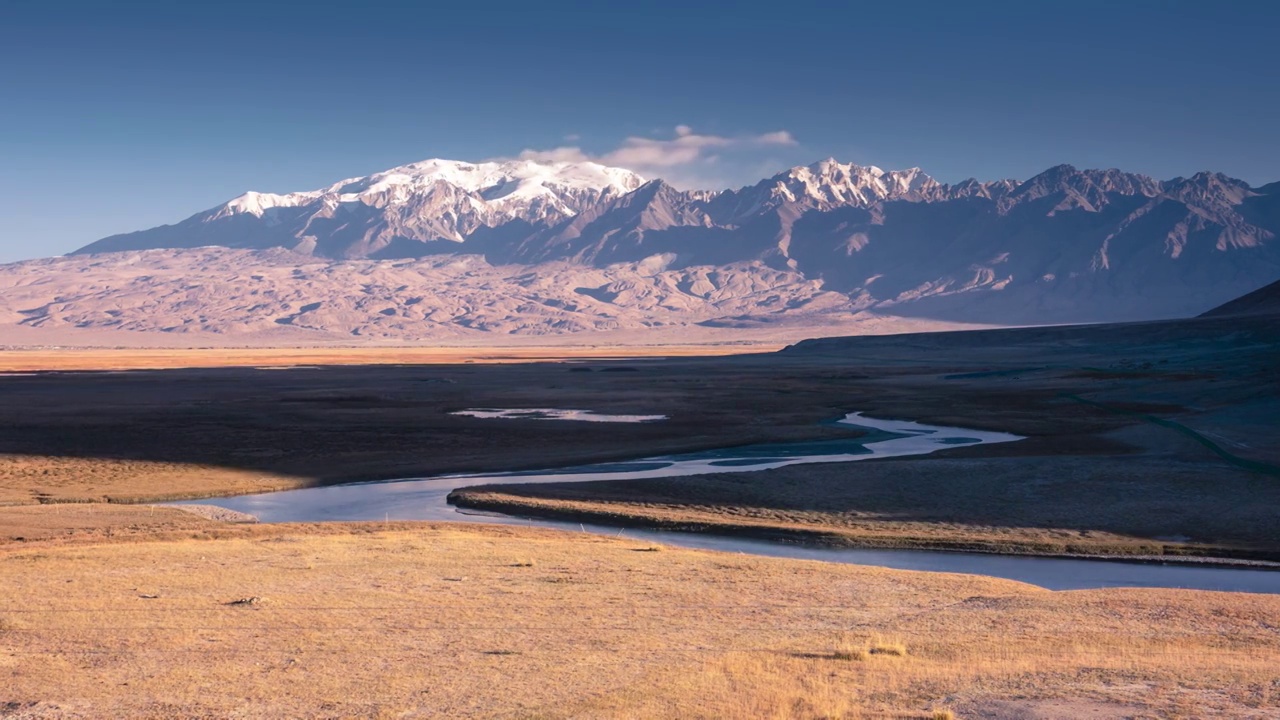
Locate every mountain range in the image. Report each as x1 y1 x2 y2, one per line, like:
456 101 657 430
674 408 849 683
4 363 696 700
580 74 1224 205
4 157 1277 344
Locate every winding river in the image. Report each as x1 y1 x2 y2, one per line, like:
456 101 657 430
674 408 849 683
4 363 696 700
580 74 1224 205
192 413 1280 594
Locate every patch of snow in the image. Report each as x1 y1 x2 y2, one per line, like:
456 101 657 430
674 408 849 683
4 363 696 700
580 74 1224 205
451 408 667 423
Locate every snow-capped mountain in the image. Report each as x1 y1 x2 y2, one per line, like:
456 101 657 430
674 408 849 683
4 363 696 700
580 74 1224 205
74 157 1024 262
696 159 1037 228
31 157 1280 339
706 159 956 222
217 158 643 222
80 159 645 259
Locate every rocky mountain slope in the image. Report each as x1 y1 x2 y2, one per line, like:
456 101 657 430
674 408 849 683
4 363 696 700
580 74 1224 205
1201 277 1280 318
10 157 1278 342
0 247 983 345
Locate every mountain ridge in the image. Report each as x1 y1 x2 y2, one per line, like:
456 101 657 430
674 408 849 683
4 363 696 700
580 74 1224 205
1200 277 1280 318
29 157 1280 339
79 159 647 259
76 158 1278 263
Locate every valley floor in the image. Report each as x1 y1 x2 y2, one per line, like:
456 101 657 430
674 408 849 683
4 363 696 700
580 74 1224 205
3 315 1275 562
1 316 1278 716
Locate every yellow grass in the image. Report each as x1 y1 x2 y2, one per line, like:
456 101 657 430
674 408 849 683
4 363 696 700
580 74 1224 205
832 634 868 661
2 510 1278 718
0 456 306 506
869 637 909 657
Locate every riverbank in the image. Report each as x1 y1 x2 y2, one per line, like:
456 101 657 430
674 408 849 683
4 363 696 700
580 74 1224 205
445 420 1280 565
447 488 1280 566
190 409 1280 567
4 512 1278 719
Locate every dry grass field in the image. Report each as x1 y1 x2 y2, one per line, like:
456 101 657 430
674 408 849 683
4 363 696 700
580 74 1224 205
2 509 1278 719
0 456 305 506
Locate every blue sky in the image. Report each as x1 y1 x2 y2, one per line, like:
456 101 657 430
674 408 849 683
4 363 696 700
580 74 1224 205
1 0 1277 262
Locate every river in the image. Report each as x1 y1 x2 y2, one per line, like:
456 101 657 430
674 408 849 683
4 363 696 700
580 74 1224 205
190 412 1280 594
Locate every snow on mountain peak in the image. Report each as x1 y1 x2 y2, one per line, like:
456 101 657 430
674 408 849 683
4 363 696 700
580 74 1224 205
200 158 649 252
767 159 940 207
333 158 644 198
223 190 311 216
217 158 646 220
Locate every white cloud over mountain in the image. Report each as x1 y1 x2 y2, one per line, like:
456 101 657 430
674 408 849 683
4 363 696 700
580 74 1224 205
513 126 802 189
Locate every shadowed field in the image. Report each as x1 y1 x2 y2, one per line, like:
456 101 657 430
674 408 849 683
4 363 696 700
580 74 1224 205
0 358 869 505
2 512 1278 719
2 314 1277 562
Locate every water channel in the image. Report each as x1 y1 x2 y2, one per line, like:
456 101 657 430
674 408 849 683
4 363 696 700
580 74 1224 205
192 413 1280 594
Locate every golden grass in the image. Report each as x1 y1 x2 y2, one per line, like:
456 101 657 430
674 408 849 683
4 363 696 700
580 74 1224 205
0 344 771 372
0 504 216 543
2 510 1278 718
830 635 907 663
0 455 306 505
832 635 868 661
869 637 908 657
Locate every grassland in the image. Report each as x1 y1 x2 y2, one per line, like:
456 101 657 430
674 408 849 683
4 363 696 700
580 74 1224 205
2 509 1278 719
1 315 1278 717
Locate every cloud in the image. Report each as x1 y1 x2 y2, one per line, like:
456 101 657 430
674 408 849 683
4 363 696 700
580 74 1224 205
756 130 797 145
517 146 591 163
506 126 803 190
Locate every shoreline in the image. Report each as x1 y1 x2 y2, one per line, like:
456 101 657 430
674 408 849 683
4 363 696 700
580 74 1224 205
447 492 1280 569
14 424 1278 572
151 493 1280 571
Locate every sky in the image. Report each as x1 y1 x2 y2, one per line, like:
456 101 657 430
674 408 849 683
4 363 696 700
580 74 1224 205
1 0 1278 262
